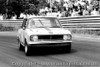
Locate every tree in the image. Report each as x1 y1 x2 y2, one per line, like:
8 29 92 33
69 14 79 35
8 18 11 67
0 0 24 19
0 0 48 19
10 0 48 18
27 0 48 15
23 2 37 15
10 0 24 19
0 0 6 14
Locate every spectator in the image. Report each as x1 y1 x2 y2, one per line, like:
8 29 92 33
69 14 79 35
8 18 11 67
83 8 89 16
87 3 93 12
91 8 99 16
63 2 69 10
71 9 79 17
43 0 100 17
60 7 67 17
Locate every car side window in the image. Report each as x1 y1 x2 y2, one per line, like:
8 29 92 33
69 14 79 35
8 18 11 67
21 19 27 28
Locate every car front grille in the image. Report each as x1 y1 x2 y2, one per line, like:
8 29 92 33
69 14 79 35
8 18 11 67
38 35 63 40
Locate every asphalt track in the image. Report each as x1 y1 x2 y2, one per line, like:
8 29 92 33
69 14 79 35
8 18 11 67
0 32 100 67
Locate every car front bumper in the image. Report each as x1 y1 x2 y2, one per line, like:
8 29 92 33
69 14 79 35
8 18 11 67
27 40 72 47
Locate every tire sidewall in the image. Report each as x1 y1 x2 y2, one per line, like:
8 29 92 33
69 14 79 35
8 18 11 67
24 40 31 56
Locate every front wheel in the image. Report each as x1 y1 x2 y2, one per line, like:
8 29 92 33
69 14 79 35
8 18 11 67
25 44 31 56
18 39 24 51
63 44 71 53
67 45 71 53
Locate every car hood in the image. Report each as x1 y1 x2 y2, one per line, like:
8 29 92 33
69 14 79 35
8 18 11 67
26 28 71 35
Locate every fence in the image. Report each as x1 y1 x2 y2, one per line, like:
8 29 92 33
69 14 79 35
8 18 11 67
0 20 23 30
0 16 100 30
59 16 100 29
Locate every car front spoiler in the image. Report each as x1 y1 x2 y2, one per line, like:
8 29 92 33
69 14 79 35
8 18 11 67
28 41 72 47
28 40 72 45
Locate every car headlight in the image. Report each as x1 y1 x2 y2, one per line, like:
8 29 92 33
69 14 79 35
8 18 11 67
63 34 72 40
30 35 38 41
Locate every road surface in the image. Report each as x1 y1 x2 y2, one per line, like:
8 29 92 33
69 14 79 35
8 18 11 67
0 32 100 67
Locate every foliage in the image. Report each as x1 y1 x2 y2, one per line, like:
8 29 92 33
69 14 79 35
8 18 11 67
0 0 48 19
26 0 48 15
10 0 24 19
0 0 6 14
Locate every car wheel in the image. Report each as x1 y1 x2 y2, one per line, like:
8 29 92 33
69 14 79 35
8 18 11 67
67 45 71 53
18 40 24 51
63 45 71 53
25 45 31 56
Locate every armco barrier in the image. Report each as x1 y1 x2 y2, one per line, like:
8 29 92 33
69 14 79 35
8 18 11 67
0 20 23 30
0 16 100 30
59 16 100 29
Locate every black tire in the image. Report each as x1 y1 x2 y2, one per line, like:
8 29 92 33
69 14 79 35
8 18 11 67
19 43 24 51
67 45 71 53
24 40 31 56
25 45 31 56
63 44 71 53
18 39 24 51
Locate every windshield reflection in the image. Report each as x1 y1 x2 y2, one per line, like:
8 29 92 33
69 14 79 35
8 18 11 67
29 18 61 28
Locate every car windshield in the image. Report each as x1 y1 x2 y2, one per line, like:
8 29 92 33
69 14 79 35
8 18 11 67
28 18 61 28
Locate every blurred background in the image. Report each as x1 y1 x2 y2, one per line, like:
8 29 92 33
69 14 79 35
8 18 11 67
0 0 99 20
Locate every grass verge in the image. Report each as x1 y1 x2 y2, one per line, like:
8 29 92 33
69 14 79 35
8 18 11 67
70 29 100 36
0 24 15 31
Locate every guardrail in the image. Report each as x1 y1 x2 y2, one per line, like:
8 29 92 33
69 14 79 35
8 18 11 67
0 16 100 30
0 20 23 30
59 16 100 29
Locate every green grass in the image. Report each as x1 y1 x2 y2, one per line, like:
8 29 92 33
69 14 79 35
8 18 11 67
70 29 100 36
0 24 15 31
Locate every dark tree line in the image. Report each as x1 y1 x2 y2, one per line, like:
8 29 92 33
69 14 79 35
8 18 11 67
0 0 48 19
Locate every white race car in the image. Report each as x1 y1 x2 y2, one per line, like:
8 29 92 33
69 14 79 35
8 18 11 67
17 17 72 56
